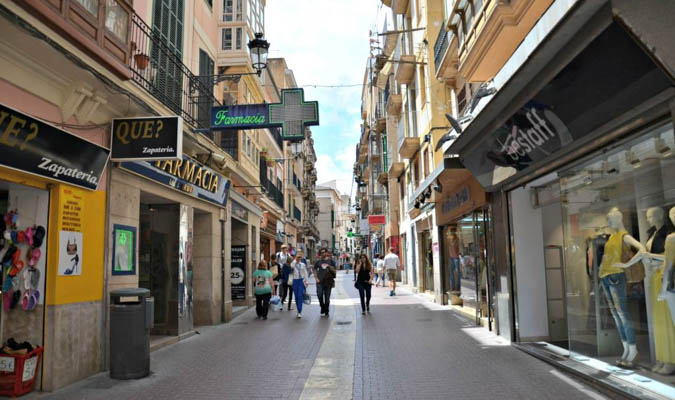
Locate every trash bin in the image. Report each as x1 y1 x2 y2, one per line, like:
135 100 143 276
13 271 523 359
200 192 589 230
109 288 152 380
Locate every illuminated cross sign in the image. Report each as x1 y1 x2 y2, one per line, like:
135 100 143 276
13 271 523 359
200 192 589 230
210 88 319 141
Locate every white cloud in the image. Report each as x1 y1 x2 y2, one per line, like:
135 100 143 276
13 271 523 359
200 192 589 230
266 0 378 200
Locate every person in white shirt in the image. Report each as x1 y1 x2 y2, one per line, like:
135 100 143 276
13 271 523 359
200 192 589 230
375 255 385 287
383 247 401 296
277 244 293 309
290 251 310 318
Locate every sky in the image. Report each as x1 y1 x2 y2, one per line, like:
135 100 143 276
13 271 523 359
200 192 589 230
266 0 380 198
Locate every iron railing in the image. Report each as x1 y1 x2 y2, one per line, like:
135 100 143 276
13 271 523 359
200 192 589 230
433 21 450 75
259 158 284 208
293 206 302 222
129 11 220 131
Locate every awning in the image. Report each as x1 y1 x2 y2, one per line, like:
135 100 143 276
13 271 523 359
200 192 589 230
407 157 464 210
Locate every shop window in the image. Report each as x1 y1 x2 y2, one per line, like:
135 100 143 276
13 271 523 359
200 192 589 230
0 182 49 353
510 121 675 387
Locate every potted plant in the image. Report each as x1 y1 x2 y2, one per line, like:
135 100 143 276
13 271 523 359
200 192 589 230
134 53 150 70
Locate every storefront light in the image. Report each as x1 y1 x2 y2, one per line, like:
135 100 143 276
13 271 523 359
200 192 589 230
654 137 672 157
625 149 641 168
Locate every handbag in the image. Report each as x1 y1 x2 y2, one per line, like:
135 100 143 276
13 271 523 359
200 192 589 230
303 293 311 305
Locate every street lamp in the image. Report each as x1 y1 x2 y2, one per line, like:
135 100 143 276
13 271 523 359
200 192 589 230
201 32 270 85
248 32 270 76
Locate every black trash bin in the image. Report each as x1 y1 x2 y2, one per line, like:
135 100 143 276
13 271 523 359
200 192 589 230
109 288 152 379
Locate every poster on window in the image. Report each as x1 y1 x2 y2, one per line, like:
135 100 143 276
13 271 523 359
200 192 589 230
231 245 246 300
58 230 82 276
112 225 136 275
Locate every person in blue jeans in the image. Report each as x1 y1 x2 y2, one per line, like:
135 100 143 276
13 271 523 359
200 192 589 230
449 257 461 291
290 252 309 318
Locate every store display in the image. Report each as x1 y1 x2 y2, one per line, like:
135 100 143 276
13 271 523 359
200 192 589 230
599 208 643 368
0 209 46 314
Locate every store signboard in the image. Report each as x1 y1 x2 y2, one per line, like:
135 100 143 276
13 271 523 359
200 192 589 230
111 116 183 161
120 156 231 208
211 88 319 141
435 177 485 227
368 215 386 225
458 24 673 190
231 245 246 300
359 219 370 235
0 103 109 190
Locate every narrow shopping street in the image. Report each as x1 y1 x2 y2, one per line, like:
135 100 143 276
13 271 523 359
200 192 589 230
38 274 607 400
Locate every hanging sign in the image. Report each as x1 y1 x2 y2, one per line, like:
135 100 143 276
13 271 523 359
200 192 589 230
231 245 246 300
368 215 386 225
121 156 231 208
0 103 109 190
111 116 183 161
211 88 319 141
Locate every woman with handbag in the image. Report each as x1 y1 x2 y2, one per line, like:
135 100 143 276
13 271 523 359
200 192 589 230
253 261 275 320
355 254 374 315
290 252 310 318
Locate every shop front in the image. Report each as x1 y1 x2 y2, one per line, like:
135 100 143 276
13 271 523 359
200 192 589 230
0 101 109 391
447 3 675 396
112 156 231 333
228 190 262 307
435 174 493 327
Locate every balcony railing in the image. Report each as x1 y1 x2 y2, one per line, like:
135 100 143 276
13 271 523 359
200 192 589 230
129 11 219 131
293 206 302 222
259 158 283 208
433 22 451 75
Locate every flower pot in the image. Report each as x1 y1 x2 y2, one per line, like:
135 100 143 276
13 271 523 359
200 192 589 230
134 54 150 70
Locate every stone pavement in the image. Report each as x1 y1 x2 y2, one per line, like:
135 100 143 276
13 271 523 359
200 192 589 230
31 274 611 400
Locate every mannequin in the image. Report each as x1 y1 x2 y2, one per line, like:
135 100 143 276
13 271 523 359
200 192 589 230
643 207 675 374
601 207 643 367
447 230 460 292
644 207 675 375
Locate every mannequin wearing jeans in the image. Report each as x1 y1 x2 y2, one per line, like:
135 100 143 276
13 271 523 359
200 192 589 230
602 208 644 368
448 232 461 292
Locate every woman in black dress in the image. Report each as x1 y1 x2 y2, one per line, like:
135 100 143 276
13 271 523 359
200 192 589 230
355 254 374 314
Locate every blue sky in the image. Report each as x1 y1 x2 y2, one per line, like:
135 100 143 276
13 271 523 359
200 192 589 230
266 0 380 197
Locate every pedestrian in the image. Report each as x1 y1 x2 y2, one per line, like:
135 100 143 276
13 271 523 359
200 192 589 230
313 249 337 317
373 253 380 285
253 260 274 320
384 247 401 296
376 254 385 287
355 254 374 314
277 244 293 310
353 257 359 281
269 254 280 295
290 251 310 318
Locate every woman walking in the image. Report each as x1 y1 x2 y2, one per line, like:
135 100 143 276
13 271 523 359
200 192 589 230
290 252 310 318
253 260 275 320
356 254 374 315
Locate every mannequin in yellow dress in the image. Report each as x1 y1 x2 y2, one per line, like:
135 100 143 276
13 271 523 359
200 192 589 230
653 208 675 375
621 207 675 375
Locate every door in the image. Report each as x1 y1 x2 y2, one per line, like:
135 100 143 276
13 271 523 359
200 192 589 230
544 245 568 342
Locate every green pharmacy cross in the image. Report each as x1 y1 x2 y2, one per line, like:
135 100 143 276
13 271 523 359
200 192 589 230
210 88 319 141
269 89 319 140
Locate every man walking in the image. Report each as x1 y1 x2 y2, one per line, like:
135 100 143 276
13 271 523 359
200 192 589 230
376 254 385 287
314 248 336 317
384 247 400 296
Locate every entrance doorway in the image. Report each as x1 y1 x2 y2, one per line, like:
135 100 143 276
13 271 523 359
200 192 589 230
139 192 195 336
420 230 434 293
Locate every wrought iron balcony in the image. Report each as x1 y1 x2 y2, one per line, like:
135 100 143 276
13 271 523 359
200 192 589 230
129 11 220 131
434 21 451 76
293 206 302 222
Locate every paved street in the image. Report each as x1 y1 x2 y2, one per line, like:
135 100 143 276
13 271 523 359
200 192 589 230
35 274 609 400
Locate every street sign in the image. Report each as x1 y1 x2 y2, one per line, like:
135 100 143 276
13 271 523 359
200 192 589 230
211 88 319 141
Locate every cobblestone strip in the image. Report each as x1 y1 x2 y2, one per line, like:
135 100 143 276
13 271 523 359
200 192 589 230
299 275 356 400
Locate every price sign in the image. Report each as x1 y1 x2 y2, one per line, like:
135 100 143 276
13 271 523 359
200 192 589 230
22 356 38 382
0 357 14 372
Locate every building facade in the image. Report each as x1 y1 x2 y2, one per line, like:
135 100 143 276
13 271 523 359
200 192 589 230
358 0 675 398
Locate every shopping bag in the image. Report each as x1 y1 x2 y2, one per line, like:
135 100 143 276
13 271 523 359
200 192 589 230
303 293 311 305
271 301 282 312
270 295 281 305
